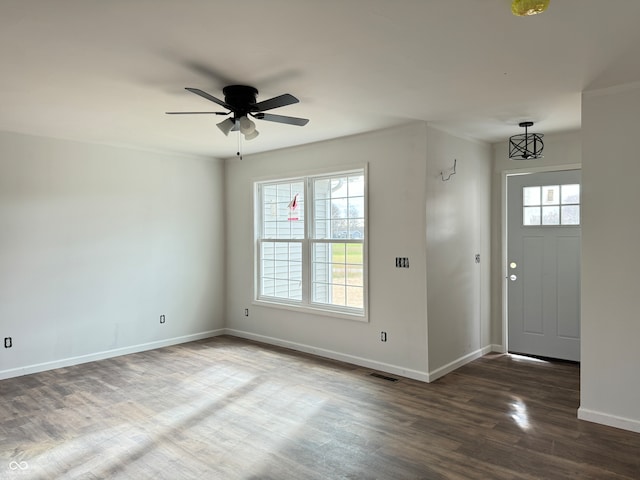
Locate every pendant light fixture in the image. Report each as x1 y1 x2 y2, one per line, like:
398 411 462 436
511 0 550 16
509 122 544 160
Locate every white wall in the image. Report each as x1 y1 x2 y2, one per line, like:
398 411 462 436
225 122 492 381
225 123 430 379
491 131 582 348
0 122 493 384
0 132 226 378
425 128 492 378
579 85 640 433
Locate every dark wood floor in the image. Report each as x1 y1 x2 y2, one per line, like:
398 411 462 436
1 336 639 479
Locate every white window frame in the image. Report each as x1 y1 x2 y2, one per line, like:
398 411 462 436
254 167 368 321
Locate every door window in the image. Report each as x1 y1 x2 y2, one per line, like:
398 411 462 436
522 184 580 226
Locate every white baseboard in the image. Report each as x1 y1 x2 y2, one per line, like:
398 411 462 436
2 329 492 386
224 328 430 382
0 329 226 381
428 344 493 382
491 344 506 353
578 407 640 434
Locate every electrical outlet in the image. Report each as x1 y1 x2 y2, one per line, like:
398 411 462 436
381 331 387 342
160 315 166 324
244 308 249 317
4 337 12 348
475 254 481 264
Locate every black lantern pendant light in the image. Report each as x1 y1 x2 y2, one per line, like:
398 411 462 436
509 121 544 160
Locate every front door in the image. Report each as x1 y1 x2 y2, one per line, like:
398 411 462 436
507 170 581 361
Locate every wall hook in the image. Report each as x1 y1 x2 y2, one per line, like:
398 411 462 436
440 158 457 181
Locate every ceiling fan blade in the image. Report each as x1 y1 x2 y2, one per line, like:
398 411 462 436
253 93 299 112
185 88 232 109
255 112 309 126
165 111 228 115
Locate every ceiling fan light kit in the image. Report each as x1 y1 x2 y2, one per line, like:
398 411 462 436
244 129 259 141
511 0 550 16
216 118 235 136
238 115 259 140
509 122 544 160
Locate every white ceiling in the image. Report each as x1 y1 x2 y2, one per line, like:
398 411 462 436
2 0 640 158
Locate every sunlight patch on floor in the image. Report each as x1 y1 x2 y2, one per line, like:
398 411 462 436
508 353 550 364
509 396 531 431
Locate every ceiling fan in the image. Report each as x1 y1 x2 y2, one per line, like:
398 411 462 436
166 85 309 140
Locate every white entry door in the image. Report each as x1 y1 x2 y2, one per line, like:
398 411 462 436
507 170 581 361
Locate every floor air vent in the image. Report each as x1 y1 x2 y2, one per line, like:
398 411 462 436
370 372 399 382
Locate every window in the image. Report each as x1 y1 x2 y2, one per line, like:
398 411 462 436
523 183 580 226
255 169 366 318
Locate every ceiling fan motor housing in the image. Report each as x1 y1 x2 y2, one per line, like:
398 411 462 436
223 85 258 116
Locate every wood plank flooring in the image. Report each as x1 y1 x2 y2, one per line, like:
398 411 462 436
1 336 639 479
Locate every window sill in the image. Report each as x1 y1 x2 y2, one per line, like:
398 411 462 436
252 298 368 323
